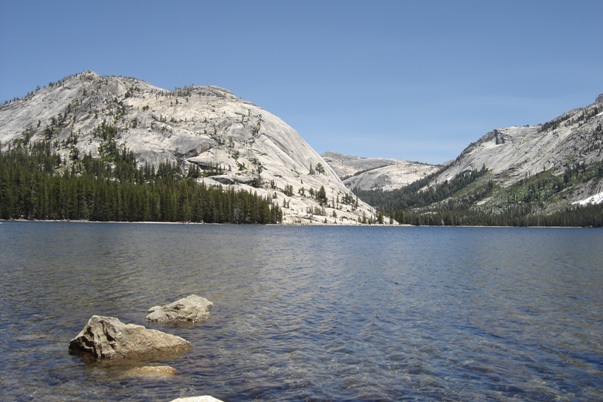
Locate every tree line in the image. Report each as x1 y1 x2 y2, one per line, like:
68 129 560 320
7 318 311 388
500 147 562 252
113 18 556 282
0 140 282 224
397 203 603 227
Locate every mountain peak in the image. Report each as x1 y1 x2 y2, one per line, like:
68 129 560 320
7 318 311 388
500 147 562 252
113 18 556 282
80 70 99 79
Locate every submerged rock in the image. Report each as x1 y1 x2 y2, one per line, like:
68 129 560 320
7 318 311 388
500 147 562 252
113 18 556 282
171 397 223 402
69 315 191 360
124 365 178 377
147 295 213 323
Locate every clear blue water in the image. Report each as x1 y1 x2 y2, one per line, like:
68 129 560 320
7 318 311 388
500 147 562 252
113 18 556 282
0 222 602 401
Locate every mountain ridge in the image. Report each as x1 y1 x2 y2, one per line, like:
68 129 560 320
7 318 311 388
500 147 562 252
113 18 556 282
436 96 603 192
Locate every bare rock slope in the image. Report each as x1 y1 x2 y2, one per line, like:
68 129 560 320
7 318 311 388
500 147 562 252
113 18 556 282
0 71 376 224
322 152 439 191
431 94 603 209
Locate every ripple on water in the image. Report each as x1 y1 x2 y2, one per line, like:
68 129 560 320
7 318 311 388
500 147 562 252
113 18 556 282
0 223 602 401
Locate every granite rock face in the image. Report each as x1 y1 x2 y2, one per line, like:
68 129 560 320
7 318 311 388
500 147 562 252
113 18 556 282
434 98 603 203
69 315 192 360
147 295 213 324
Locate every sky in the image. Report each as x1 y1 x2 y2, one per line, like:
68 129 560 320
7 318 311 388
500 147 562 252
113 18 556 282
1 1 602 164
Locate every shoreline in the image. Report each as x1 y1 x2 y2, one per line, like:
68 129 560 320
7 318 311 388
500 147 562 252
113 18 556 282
0 218 591 229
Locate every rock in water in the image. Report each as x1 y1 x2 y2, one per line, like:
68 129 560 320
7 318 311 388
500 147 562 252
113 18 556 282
147 295 213 323
69 315 191 360
124 365 178 377
171 397 223 402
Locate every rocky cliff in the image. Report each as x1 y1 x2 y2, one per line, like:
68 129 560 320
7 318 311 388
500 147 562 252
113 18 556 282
0 71 376 224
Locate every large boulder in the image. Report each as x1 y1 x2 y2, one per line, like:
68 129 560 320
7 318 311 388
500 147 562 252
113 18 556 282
147 295 213 323
69 315 192 360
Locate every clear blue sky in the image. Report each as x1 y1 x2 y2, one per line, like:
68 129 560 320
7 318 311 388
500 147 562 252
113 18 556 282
1 0 602 164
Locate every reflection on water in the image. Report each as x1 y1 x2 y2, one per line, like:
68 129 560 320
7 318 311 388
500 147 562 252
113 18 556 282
0 222 602 401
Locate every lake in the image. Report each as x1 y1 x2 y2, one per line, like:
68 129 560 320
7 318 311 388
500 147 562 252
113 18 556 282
0 222 602 401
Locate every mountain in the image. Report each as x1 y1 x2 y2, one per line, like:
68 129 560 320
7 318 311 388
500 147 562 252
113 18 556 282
322 151 440 191
0 71 377 224
435 95 603 203
437 100 603 186
356 94 603 226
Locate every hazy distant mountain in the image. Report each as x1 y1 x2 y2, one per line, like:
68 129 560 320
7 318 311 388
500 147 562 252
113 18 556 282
321 152 440 191
0 71 377 224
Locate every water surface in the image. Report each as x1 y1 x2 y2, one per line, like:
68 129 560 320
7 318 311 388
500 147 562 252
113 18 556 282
0 222 602 401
